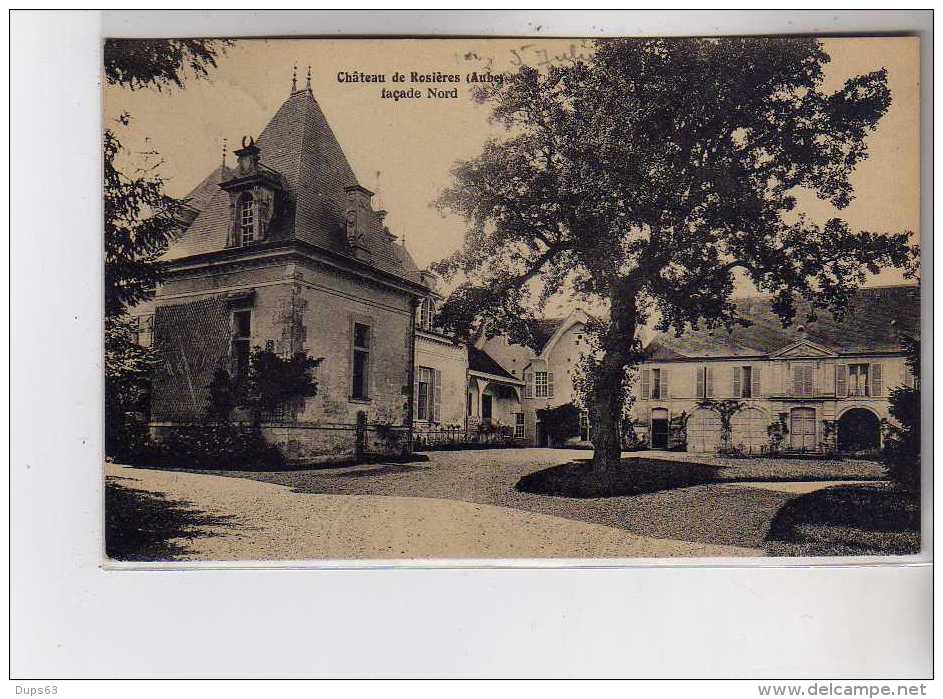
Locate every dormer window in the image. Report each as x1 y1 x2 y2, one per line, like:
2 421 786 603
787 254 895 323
220 136 283 249
239 193 255 245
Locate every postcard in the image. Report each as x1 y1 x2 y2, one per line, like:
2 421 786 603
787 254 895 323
103 36 922 562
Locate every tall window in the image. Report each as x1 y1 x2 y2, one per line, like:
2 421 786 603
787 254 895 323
651 368 662 399
515 412 525 439
792 363 814 397
239 193 255 246
232 310 251 383
849 363 870 397
696 366 714 399
351 322 370 400
737 366 753 398
418 298 436 330
416 366 434 421
534 371 553 398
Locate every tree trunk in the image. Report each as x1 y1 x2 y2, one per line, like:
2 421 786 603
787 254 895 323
590 283 640 472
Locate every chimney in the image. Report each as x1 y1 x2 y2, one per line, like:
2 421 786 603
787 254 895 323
419 269 439 291
345 184 373 211
344 184 374 262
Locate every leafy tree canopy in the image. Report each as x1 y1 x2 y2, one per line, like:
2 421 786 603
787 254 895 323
433 38 918 469
104 39 231 91
104 39 231 318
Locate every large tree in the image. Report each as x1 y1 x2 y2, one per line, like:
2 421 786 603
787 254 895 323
434 38 918 471
104 39 229 458
104 38 231 317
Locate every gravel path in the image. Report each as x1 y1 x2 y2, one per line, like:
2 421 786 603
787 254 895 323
189 449 878 549
106 463 759 560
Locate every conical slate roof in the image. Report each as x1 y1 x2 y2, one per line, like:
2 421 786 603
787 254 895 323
180 164 235 213
163 88 420 282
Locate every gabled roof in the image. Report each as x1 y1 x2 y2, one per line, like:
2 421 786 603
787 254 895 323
468 345 520 382
163 88 421 283
525 317 566 354
644 284 920 361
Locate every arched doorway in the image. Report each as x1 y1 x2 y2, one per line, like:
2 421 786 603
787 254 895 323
731 407 767 453
687 408 721 453
838 408 881 453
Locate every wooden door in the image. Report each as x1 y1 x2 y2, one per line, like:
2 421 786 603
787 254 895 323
790 408 816 451
687 408 721 452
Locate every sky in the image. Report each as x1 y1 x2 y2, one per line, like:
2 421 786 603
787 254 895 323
104 37 920 291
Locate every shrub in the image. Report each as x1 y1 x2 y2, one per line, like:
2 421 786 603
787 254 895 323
142 423 284 470
621 421 648 451
669 411 689 451
374 421 408 455
883 335 920 491
819 419 839 458
697 399 745 451
536 402 582 446
105 315 155 462
244 347 322 424
766 414 789 455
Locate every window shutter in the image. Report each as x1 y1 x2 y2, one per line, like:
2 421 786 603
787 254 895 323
548 372 555 398
732 367 741 398
792 364 813 397
433 369 442 422
706 366 714 398
661 369 669 399
871 363 883 397
835 364 848 398
641 369 651 400
414 370 421 418
751 366 761 397
525 371 533 399
696 367 704 399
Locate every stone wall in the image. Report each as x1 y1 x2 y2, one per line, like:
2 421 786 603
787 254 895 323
149 252 416 461
413 330 468 429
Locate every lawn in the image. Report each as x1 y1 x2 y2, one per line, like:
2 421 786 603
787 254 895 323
517 455 883 498
764 483 921 556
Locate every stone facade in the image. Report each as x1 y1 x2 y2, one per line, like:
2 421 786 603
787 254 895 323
632 285 920 454
143 80 427 464
478 310 595 447
633 349 913 454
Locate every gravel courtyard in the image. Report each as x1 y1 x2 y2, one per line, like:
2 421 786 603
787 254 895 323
107 448 882 560
105 462 760 560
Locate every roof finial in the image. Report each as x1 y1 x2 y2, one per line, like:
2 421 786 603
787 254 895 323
375 170 383 210
222 137 228 168
306 65 312 91
291 64 297 92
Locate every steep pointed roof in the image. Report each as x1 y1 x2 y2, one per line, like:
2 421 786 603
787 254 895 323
163 88 422 282
180 164 235 213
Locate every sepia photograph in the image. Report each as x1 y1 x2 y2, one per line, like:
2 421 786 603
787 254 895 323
102 35 922 563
